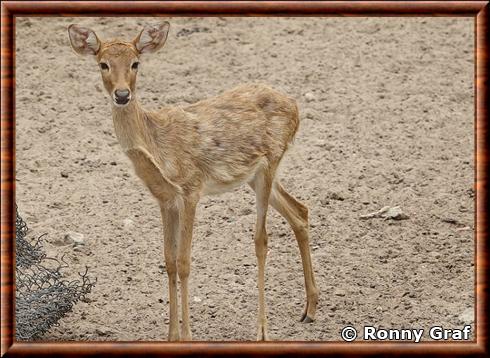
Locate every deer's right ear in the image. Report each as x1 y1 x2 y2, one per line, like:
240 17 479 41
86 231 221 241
68 24 101 56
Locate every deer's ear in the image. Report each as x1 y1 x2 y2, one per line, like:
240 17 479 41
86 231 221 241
133 22 170 54
68 24 101 56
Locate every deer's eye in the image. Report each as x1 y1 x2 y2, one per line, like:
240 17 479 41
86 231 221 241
99 62 109 70
131 62 139 70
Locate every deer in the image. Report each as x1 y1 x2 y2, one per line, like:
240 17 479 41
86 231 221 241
68 22 318 341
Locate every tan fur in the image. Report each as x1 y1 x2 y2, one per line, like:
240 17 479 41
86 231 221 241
69 23 318 341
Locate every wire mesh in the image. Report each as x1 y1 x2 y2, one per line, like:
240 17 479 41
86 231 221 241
15 205 96 340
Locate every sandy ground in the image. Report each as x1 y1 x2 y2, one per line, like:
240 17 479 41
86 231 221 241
15 17 474 341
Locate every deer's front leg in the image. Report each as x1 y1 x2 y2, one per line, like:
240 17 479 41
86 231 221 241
160 204 180 341
178 196 198 341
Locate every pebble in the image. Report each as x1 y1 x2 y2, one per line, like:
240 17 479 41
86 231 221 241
54 231 85 246
429 251 441 259
458 307 474 324
441 217 459 225
95 327 113 336
385 206 409 220
193 296 202 303
68 232 85 245
304 92 316 102
304 109 315 120
329 191 345 201
239 208 253 216
73 245 91 255
124 218 134 231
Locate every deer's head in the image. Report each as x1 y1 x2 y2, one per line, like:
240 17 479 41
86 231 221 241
68 23 170 107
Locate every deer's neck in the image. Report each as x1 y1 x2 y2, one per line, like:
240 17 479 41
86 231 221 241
111 99 150 151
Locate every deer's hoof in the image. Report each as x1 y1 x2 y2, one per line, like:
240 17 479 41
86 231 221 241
256 325 269 341
181 330 192 341
168 331 180 341
301 315 314 323
300 298 317 323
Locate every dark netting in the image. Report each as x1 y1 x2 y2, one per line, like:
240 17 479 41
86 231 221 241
15 205 96 340
15 208 46 268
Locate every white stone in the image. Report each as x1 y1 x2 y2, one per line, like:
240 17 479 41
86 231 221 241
304 92 316 103
458 307 474 324
385 206 409 220
56 231 84 246
124 218 134 231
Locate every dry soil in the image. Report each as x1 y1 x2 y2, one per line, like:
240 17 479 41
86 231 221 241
15 16 474 341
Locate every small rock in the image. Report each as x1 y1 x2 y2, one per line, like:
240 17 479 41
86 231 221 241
441 217 465 226
320 198 329 206
52 236 71 246
54 232 85 246
360 206 408 220
95 327 113 337
193 296 202 303
304 92 316 103
123 218 134 231
235 277 245 285
304 109 315 120
384 206 409 220
73 245 91 254
60 171 69 178
65 232 85 245
429 251 441 259
441 217 458 224
240 208 253 216
334 289 346 297
458 307 474 324
329 191 345 201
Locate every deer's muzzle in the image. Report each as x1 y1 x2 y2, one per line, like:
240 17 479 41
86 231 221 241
114 89 131 106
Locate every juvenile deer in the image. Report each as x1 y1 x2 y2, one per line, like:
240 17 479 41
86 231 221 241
68 22 318 341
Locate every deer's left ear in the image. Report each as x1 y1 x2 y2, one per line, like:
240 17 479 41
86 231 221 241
68 24 101 56
133 22 170 54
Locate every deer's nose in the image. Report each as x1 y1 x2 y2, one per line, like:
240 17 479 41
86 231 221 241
114 89 130 104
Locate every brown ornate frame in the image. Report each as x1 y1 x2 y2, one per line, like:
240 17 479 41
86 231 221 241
1 1 488 357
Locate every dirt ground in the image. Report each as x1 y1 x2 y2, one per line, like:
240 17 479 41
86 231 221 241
15 17 474 341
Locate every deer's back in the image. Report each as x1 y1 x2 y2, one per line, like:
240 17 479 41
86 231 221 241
184 82 299 153
146 83 299 196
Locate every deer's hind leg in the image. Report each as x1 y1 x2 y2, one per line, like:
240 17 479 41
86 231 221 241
249 165 275 341
269 181 318 323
